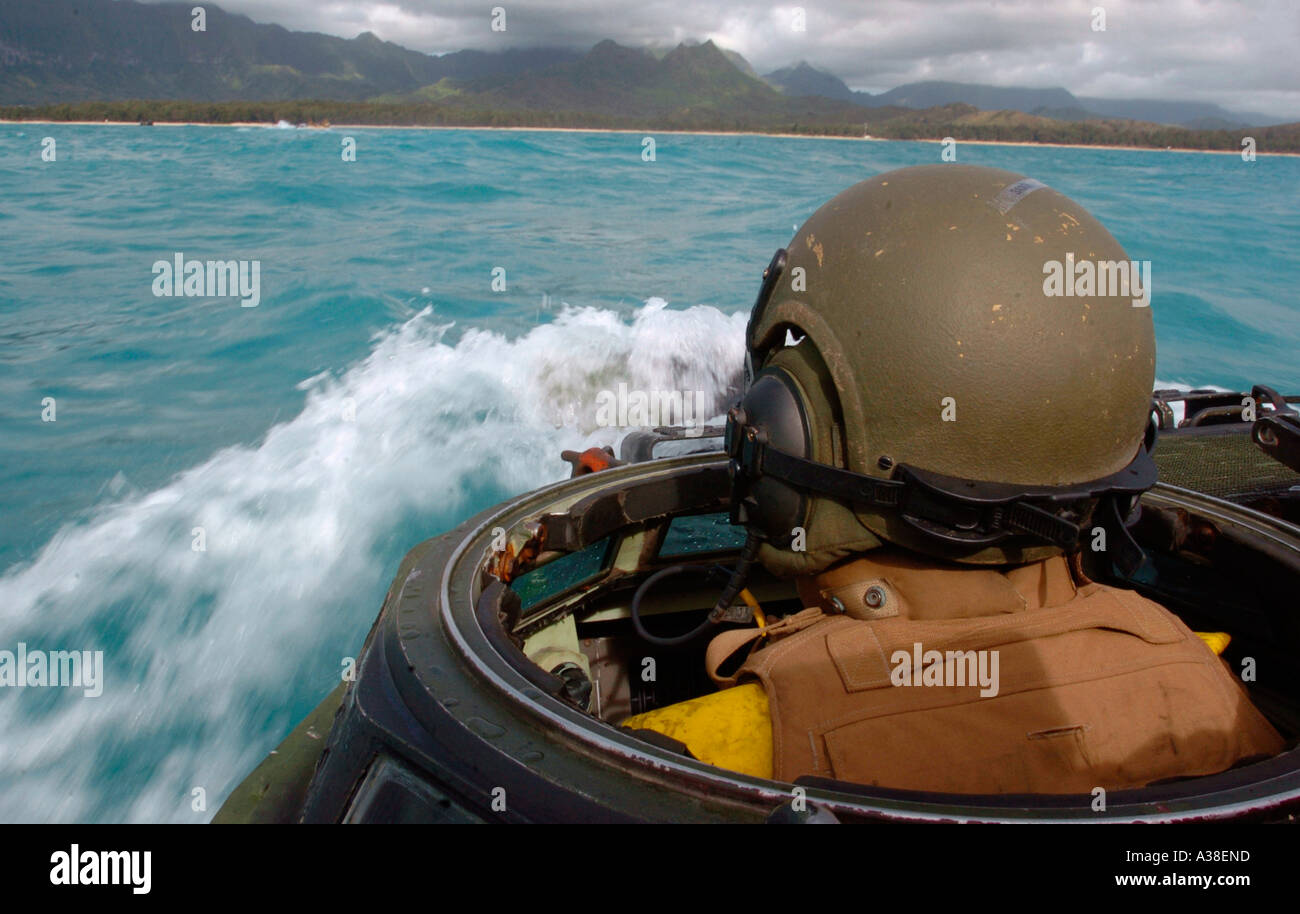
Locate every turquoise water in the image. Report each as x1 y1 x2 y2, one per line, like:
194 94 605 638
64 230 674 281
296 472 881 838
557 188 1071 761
0 125 1296 822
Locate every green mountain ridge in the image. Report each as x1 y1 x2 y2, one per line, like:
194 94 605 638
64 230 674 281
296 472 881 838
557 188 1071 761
411 38 872 123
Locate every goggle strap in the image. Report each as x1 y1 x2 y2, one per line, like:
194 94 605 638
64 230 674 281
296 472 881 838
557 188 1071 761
737 436 1155 553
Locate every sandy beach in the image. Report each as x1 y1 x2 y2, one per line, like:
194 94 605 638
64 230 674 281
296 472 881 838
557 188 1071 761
1 118 1293 156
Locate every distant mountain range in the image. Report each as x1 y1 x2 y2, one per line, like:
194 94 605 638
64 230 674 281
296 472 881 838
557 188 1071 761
0 0 1291 132
762 62 1288 129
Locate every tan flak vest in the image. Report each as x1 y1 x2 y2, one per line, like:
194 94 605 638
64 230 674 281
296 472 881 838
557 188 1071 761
706 550 1284 794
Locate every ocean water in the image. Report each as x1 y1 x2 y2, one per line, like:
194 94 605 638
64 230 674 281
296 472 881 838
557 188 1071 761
0 125 1296 823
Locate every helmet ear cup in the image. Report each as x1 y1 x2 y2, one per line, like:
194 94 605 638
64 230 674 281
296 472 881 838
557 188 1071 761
731 368 811 544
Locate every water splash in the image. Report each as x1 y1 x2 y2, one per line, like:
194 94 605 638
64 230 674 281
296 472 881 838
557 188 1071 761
0 300 747 823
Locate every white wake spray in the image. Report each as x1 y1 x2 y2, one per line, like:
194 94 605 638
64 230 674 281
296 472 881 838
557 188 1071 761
0 300 747 823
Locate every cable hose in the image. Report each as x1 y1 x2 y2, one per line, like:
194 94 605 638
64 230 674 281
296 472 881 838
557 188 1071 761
630 531 765 647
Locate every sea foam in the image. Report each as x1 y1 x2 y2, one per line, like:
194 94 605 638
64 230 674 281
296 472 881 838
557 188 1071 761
0 300 745 822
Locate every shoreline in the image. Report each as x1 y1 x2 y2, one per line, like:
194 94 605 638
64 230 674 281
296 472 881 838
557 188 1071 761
1 119 1293 157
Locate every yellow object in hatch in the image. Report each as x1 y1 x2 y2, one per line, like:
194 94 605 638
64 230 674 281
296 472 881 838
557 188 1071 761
622 682 773 779
1195 631 1232 656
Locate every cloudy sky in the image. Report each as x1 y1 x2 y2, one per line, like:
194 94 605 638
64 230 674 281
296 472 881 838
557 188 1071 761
165 0 1299 118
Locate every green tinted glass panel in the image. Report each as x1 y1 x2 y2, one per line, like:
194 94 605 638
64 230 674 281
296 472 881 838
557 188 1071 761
659 512 747 557
510 537 611 611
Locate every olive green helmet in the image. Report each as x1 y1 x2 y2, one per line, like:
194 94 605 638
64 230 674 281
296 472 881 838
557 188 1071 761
724 164 1157 576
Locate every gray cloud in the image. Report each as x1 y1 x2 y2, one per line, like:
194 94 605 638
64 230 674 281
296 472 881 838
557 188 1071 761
165 0 1300 118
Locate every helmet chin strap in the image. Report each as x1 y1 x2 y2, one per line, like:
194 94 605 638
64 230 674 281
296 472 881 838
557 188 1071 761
726 415 1158 572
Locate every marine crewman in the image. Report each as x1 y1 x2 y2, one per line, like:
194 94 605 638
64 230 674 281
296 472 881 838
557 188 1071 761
626 164 1283 793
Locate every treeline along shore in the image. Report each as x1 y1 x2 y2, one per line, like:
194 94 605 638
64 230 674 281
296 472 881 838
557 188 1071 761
3 99 1297 153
